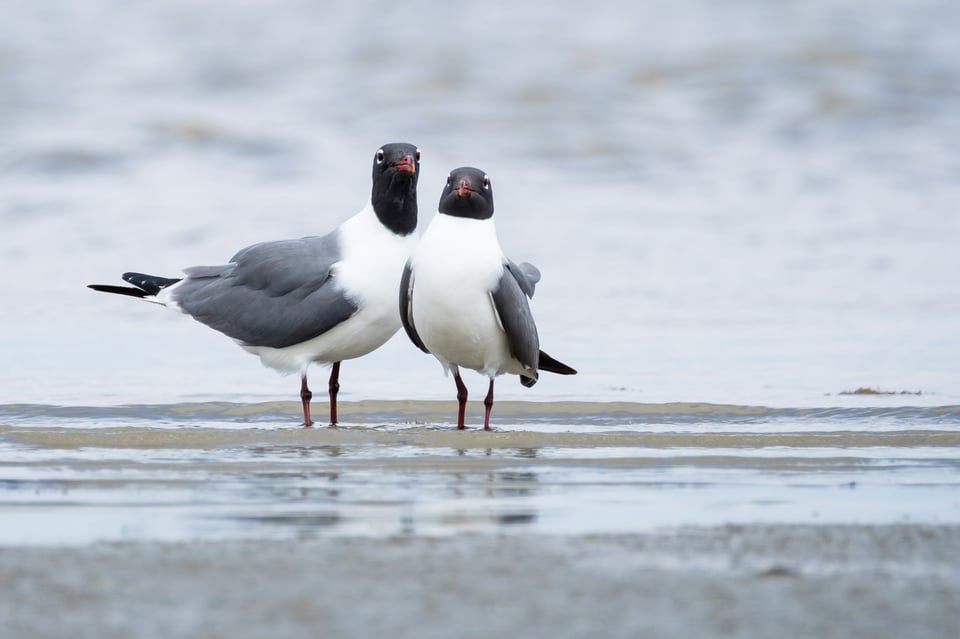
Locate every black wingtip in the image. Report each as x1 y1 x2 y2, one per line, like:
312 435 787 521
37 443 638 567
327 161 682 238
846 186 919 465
539 350 577 376
89 271 180 298
87 284 150 298
121 272 181 296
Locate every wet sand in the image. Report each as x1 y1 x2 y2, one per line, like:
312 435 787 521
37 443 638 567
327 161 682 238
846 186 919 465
2 525 958 639
3 403 958 636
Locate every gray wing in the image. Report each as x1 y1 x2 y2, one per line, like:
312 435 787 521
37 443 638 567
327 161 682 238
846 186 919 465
492 261 541 384
509 260 541 297
172 231 358 348
399 259 429 353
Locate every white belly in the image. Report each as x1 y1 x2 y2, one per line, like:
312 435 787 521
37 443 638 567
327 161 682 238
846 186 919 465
243 204 417 375
242 300 401 374
410 215 523 378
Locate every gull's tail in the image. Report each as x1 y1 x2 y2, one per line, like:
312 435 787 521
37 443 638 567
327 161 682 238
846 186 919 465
88 272 181 298
520 350 578 387
539 350 577 376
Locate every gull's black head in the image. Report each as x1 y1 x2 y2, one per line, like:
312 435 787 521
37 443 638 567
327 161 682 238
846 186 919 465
370 142 420 236
438 166 494 220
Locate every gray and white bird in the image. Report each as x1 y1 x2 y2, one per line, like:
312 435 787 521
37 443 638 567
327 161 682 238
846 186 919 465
89 142 421 426
400 166 576 430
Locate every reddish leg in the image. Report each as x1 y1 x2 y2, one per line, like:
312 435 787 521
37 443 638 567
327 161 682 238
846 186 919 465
482 378 495 431
328 361 341 426
300 374 314 427
454 371 468 430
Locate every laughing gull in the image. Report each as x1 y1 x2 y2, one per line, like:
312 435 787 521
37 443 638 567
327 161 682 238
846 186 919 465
89 142 421 426
399 166 576 430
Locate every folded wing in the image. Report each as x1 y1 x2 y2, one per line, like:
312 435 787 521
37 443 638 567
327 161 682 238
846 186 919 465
173 233 358 349
491 261 541 386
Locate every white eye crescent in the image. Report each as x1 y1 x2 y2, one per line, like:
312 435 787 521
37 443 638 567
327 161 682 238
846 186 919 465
482 175 490 189
376 149 385 163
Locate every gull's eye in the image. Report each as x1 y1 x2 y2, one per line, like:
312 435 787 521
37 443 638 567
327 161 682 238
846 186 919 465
482 176 490 189
446 175 452 186
376 149 385 164
414 148 421 162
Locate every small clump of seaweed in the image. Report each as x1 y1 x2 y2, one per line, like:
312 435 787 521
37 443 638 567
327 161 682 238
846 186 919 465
839 387 922 396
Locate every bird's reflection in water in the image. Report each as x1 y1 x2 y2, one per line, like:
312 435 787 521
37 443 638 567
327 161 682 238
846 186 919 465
438 449 542 531
249 444 343 459
211 442 543 538
226 512 342 542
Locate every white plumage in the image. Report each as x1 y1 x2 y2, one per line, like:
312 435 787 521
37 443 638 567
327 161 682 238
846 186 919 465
409 213 523 379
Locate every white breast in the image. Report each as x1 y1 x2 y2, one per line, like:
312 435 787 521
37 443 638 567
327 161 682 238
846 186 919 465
247 202 418 374
410 214 523 378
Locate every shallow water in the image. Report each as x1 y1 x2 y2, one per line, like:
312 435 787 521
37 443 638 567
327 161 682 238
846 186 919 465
2 401 958 545
2 1 960 547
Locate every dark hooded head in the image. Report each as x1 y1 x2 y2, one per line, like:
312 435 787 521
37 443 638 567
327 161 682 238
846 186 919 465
438 166 494 220
370 142 420 235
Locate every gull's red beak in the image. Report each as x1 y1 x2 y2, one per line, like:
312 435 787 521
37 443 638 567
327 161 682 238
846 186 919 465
456 179 475 198
392 154 416 174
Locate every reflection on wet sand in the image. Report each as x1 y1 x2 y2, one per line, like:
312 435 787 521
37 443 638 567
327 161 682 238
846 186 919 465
203 465 542 538
0 401 958 544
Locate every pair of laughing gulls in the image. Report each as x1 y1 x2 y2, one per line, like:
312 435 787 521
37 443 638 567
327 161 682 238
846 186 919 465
90 143 576 430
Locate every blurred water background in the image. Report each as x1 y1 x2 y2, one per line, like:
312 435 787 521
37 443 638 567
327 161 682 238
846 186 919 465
2 0 959 407
1 0 960 545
